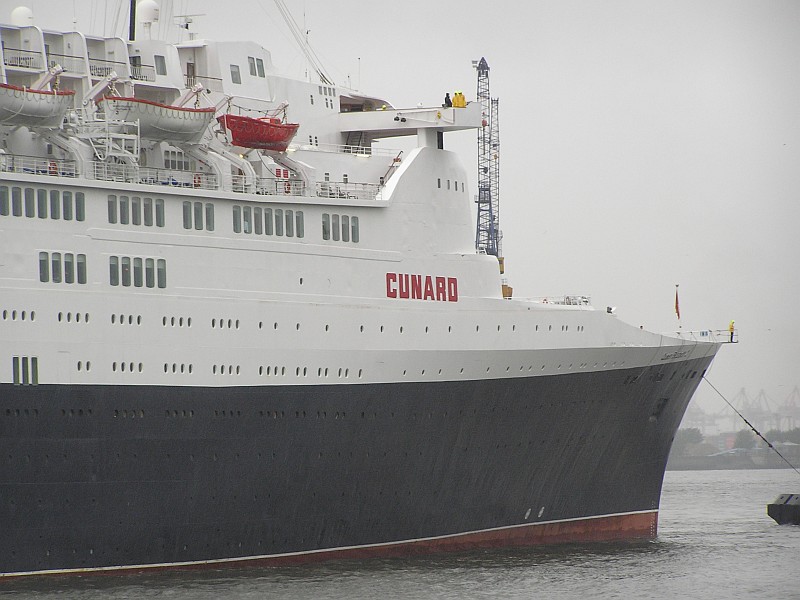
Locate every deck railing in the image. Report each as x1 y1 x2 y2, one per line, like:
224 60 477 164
316 181 382 201
2 47 43 70
130 64 156 82
0 154 77 178
1 152 385 200
46 52 85 73
675 329 737 343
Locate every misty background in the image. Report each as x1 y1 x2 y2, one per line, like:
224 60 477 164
11 0 799 421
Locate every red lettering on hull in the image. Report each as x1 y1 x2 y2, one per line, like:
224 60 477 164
385 273 458 302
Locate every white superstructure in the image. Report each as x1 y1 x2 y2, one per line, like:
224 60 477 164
0 16 722 391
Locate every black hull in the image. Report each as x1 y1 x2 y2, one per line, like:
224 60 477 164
0 357 712 575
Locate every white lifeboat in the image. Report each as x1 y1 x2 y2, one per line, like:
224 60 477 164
0 83 75 127
97 96 215 142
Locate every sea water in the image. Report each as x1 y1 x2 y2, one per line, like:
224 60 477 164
2 470 798 599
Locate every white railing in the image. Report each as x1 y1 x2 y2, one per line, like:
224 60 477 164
130 64 156 82
316 181 382 201
47 53 85 74
90 162 218 190
528 295 592 306
675 329 737 343
288 141 399 157
2 48 43 70
0 154 77 178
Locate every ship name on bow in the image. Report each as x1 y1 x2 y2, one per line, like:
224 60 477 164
386 273 459 302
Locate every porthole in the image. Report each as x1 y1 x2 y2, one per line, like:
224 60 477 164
296 323 300 331
359 325 364 332
399 326 404 333
358 369 363 378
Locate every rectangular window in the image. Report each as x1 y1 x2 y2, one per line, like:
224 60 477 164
145 258 155 288
351 216 360 243
143 198 153 226
77 254 86 284
332 214 340 241
131 196 141 225
62 191 73 220
243 206 252 234
133 257 143 287
109 256 119 286
437 178 441 189
342 174 348 184
232 205 242 233
30 357 38 385
39 252 49 282
285 209 294 237
75 192 85 221
274 208 284 236
21 356 28 385
12 356 20 385
121 256 131 287
230 64 241 84
64 253 74 284
154 54 167 76
205 203 214 231
264 208 273 235
50 190 60 219
12 187 22 216
157 259 167 288
295 211 304 238
256 57 265 77
194 201 204 230
155 199 165 227
322 213 330 240
341 215 350 242
248 56 257 76
107 195 117 223
182 201 192 229
254 207 263 235
119 195 129 224
0 186 8 215
37 189 48 218
51 252 62 283
24 188 35 217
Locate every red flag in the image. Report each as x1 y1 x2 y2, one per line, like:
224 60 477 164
674 286 680 320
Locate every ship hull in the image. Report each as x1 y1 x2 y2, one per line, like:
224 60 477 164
0 355 711 576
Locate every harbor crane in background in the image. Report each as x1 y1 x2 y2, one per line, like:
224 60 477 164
474 57 511 298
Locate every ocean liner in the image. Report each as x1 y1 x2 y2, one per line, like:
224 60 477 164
0 3 726 577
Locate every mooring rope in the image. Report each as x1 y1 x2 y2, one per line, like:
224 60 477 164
703 377 800 478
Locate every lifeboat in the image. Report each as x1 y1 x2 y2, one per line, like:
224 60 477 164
0 83 75 127
217 114 300 152
97 96 216 142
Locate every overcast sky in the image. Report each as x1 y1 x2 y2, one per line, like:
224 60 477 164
12 0 800 421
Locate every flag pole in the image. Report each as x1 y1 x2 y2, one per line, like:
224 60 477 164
675 284 681 330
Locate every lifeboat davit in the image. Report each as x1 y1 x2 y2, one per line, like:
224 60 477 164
0 83 75 127
217 114 300 152
97 96 216 142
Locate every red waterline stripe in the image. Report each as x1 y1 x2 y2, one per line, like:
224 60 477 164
2 510 658 579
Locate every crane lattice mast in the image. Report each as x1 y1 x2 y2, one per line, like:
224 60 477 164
474 58 502 270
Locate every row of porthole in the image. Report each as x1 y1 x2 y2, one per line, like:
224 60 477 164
112 314 141 325
59 312 89 323
212 318 240 329
163 316 192 327
164 410 194 418
112 362 143 373
164 363 193 374
113 409 144 418
77 361 92 371
3 408 39 417
62 408 92 416
2 309 36 321
214 364 240 375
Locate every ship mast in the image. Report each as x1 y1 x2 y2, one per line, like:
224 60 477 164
474 57 509 296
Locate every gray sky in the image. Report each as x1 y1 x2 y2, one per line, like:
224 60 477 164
14 0 800 418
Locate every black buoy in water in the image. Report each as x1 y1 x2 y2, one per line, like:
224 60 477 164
767 494 800 525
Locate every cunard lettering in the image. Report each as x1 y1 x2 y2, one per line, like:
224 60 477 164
386 273 458 302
